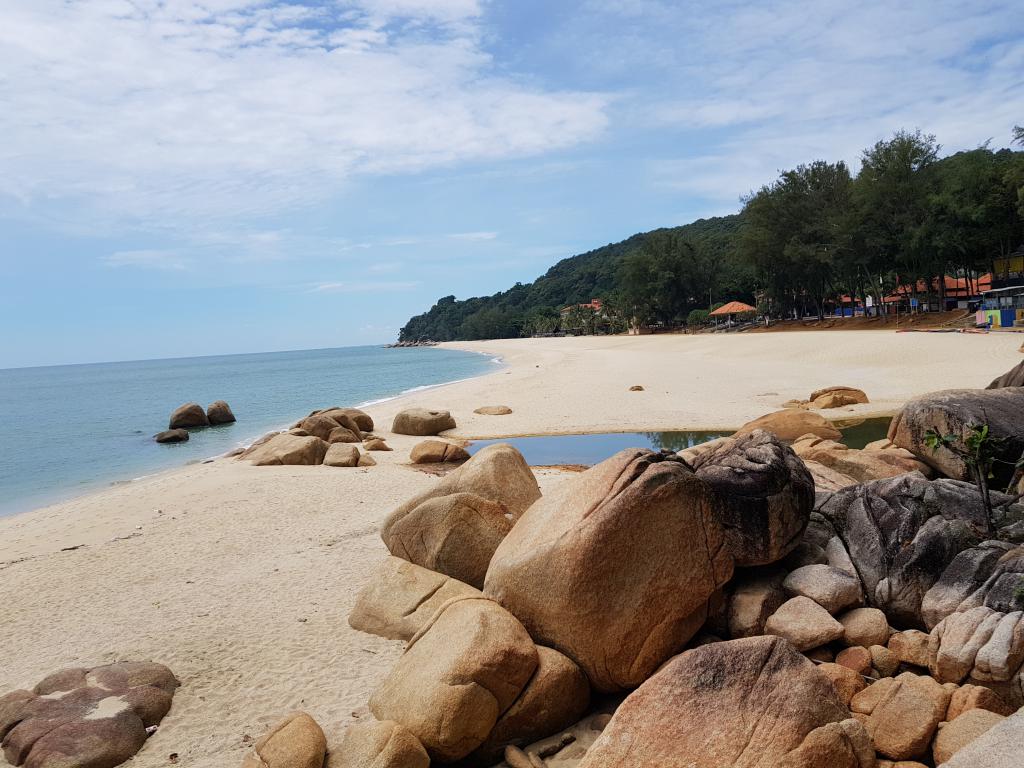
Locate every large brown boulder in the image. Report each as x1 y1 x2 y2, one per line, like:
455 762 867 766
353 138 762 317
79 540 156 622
382 492 512 589
391 408 456 436
324 444 361 467
368 596 537 762
385 444 540 535
888 388 1024 485
300 413 362 442
0 661 178 768
348 557 481 642
242 433 329 466
735 409 842 442
809 386 869 409
933 708 1005 765
329 719 429 768
207 400 236 425
688 429 814 566
986 359 1024 389
850 672 950 761
727 569 787 639
409 440 470 464
470 646 590 763
169 401 209 429
783 564 863 614
154 428 189 444
241 712 326 768
578 636 873 768
816 473 992 627
484 449 733 692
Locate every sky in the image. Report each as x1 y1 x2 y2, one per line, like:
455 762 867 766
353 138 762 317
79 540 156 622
1 0 1022 367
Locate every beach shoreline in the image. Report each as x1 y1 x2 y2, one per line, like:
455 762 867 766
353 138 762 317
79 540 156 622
2 329 1022 768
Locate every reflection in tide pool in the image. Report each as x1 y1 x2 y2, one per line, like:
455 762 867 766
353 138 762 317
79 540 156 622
466 418 891 467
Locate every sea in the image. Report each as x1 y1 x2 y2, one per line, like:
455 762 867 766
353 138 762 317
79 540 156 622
0 345 498 517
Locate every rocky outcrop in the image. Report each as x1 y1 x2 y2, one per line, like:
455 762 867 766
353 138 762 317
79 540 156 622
318 407 374 433
888 388 1024 485
154 428 189 443
817 473 992 627
735 409 842 442
299 413 362 442
920 543 1023 630
330 719 429 768
368 597 537 762
241 433 329 466
169 401 208 429
0 661 178 768
987 359 1024 389
348 557 481 642
385 444 540 536
484 449 733 692
207 400 236 425
391 409 456 436
577 636 873 768
382 492 512 589
792 434 931 483
688 429 814 566
241 712 326 768
409 440 470 464
808 386 870 409
927 606 1024 692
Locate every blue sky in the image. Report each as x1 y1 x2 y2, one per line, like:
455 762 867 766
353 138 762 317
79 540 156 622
1 0 1022 367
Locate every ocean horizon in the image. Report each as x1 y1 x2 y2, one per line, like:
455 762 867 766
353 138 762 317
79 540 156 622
0 344 498 517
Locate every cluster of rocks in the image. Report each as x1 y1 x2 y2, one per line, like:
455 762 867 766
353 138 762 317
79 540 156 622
238 407 384 468
155 400 236 443
0 661 179 768
785 385 870 410
328 365 1024 768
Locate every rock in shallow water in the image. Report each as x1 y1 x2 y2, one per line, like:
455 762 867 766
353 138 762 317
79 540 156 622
168 401 208 429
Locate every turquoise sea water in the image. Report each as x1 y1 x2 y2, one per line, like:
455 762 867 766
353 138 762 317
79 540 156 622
0 346 497 517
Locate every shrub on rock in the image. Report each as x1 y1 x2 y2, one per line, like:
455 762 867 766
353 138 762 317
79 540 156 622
391 408 456 436
484 449 733 691
888 388 1024 485
577 636 874 768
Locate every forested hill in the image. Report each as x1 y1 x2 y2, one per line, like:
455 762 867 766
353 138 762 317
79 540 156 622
398 214 747 341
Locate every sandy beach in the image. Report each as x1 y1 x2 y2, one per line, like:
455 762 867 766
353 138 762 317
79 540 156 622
1 330 1021 767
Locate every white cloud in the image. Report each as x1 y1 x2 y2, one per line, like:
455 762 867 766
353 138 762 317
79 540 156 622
101 249 189 270
579 0 1024 205
448 231 497 241
309 280 419 293
0 0 608 228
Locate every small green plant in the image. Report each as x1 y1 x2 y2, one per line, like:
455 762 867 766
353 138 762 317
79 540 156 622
924 424 1007 535
1014 581 1024 607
